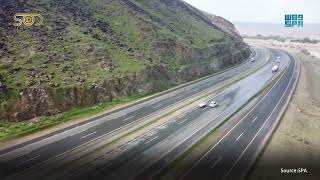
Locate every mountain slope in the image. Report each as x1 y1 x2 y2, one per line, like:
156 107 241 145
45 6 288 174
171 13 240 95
0 0 250 121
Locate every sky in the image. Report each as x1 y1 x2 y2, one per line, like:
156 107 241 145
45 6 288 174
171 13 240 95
183 0 320 23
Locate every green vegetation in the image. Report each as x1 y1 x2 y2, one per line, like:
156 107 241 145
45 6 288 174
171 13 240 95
0 0 226 100
155 70 285 179
0 95 145 141
133 0 225 48
0 0 247 122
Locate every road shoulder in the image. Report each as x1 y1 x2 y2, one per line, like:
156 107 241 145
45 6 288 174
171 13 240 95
247 41 320 180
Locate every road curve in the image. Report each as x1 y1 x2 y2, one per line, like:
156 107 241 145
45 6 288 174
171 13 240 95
0 48 266 179
25 48 284 180
106 48 290 180
179 49 300 180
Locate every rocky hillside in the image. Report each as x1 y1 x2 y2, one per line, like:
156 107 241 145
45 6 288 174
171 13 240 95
0 0 250 121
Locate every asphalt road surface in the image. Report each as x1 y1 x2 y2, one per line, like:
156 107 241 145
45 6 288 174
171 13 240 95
99 49 291 180
179 50 299 180
0 47 265 179
0 48 299 180
6 48 289 180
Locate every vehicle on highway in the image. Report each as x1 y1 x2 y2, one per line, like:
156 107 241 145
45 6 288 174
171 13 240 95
272 65 279 73
209 101 218 108
276 56 281 63
198 102 207 108
250 57 254 62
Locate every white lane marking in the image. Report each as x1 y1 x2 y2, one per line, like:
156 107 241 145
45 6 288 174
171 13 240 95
145 136 159 144
252 116 258 123
12 87 209 172
3 51 264 174
224 51 297 179
0 56 257 175
178 119 189 125
0 51 259 162
153 104 163 109
122 116 135 122
179 57 290 180
211 156 223 169
16 155 40 167
139 49 265 179
80 131 97 140
236 132 244 141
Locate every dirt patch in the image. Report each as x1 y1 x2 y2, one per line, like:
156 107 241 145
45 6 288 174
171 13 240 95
246 39 320 180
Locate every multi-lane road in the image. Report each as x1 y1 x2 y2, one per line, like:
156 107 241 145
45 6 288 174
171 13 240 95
0 47 300 180
179 49 299 180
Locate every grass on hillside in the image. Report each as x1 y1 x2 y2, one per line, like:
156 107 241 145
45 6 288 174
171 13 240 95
0 95 146 141
132 0 225 48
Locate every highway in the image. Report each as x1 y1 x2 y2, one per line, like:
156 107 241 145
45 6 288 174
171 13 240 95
178 50 299 180
0 47 266 179
52 53 280 180
95 49 290 180
0 47 299 180
4 48 285 180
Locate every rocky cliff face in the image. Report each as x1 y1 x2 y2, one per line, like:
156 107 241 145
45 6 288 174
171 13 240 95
0 0 250 121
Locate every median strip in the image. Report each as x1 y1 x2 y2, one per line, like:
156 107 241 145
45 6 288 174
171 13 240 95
154 66 286 180
8 49 271 179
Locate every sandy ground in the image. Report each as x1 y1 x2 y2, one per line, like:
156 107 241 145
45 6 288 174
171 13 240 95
246 39 320 180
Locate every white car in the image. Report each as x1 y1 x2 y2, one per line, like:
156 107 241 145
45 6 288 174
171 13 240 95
272 65 279 73
209 101 218 108
277 56 281 59
198 102 207 108
250 57 254 62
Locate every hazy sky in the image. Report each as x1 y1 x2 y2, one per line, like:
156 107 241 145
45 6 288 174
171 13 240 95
183 0 320 23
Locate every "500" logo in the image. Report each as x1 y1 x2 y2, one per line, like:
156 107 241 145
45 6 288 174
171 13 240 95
13 13 43 27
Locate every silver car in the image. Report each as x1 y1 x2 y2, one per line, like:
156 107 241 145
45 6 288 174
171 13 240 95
209 101 218 108
198 102 207 108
